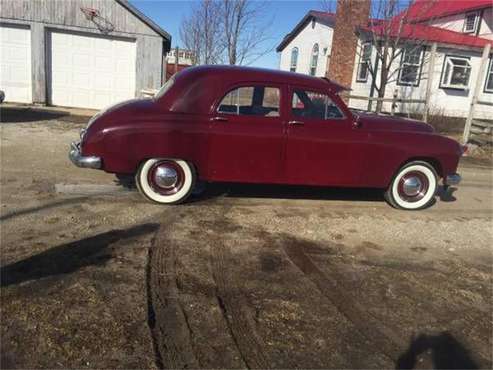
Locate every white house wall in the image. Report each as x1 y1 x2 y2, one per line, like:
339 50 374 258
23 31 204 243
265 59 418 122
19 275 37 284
279 20 333 77
348 42 493 119
426 9 493 40
479 7 493 40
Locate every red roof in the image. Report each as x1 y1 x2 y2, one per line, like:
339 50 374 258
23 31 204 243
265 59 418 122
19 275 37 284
401 0 492 23
362 19 493 49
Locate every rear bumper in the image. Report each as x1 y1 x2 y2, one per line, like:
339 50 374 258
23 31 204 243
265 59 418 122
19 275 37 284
69 142 102 169
444 173 461 186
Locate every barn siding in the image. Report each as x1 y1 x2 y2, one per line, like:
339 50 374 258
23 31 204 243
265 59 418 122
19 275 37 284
0 0 167 105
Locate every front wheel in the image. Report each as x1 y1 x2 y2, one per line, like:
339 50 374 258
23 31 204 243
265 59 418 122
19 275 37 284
385 161 438 210
136 159 195 204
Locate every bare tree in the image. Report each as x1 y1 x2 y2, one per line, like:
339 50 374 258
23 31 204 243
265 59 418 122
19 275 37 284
220 0 273 65
355 0 437 112
180 0 273 66
179 0 223 65
320 0 336 13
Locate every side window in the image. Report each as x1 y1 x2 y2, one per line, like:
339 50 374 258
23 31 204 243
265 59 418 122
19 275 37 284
291 90 344 120
218 86 280 117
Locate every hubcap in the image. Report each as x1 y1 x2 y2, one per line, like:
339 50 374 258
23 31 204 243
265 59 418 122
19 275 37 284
398 171 429 202
402 176 422 197
154 166 178 188
148 161 185 196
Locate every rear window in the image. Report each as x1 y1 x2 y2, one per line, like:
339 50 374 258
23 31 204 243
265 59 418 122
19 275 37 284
218 86 280 117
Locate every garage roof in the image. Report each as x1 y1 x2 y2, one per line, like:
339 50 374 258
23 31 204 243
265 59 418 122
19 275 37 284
116 0 171 43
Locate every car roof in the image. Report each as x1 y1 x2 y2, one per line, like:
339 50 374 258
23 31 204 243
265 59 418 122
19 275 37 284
162 65 349 115
177 65 348 93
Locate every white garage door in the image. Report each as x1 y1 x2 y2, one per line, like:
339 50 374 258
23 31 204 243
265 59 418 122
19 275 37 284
50 31 136 109
0 25 32 103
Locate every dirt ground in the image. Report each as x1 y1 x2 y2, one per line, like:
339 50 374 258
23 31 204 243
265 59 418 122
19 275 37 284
1 107 492 369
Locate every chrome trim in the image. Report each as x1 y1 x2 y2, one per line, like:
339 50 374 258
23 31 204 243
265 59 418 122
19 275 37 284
154 166 178 188
69 142 102 169
445 173 461 186
402 176 422 196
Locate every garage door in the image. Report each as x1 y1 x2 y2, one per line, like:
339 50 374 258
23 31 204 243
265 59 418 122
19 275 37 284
49 31 136 109
0 25 32 103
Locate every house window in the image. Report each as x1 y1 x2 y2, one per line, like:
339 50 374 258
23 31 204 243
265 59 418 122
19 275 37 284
398 46 423 86
356 43 372 82
485 59 493 93
463 12 479 33
290 47 299 72
310 44 319 76
440 56 472 89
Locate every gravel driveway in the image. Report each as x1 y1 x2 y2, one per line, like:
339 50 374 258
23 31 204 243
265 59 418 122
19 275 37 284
1 110 492 369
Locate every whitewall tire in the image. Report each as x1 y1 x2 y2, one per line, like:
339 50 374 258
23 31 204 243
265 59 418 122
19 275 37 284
136 159 195 204
385 161 438 210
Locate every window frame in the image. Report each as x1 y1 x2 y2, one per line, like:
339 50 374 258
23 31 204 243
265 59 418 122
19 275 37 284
290 47 299 72
484 58 493 94
439 55 472 90
215 83 283 118
397 45 424 87
290 87 347 121
356 42 372 83
309 43 319 76
463 11 480 34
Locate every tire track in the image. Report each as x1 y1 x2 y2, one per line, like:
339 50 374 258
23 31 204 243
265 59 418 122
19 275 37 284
210 240 270 369
147 223 199 369
281 235 404 361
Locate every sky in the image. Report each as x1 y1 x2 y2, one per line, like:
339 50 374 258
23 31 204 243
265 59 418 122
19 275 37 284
128 0 328 69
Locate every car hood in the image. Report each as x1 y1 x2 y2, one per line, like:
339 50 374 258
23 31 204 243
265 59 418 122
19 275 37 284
356 112 434 133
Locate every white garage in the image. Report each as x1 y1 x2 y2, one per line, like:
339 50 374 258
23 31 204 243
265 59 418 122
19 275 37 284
49 31 136 109
0 25 32 103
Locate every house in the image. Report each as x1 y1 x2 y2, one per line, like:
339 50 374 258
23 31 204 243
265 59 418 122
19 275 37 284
277 0 493 119
165 48 194 80
0 0 171 109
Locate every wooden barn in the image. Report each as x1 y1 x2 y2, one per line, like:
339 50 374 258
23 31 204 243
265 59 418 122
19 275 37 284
0 0 171 109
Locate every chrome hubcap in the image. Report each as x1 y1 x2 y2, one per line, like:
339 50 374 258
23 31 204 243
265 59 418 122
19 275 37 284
402 176 422 197
154 166 178 188
398 171 430 202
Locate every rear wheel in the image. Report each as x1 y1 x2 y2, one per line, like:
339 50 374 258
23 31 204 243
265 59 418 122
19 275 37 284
136 158 195 204
385 161 438 210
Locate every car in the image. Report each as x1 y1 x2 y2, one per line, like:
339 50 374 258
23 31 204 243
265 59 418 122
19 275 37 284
0 90 5 104
69 65 462 210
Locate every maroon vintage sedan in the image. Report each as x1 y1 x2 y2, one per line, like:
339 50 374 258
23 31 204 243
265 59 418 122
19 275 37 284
69 65 462 210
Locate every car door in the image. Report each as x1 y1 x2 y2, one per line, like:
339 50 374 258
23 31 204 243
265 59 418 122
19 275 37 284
206 83 286 183
284 86 369 187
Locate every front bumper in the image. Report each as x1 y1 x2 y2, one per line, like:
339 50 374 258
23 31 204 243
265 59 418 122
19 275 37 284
444 173 461 186
69 142 102 169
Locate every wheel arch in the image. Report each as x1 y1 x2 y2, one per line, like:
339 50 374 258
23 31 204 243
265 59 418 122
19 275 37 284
388 157 443 187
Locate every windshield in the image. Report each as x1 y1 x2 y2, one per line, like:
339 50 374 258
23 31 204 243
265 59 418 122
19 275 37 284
154 77 175 100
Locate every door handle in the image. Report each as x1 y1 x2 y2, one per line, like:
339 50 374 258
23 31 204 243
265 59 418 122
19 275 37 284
211 116 228 122
288 120 304 126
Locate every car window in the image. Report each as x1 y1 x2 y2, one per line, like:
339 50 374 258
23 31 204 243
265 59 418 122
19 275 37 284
218 86 280 117
292 89 344 120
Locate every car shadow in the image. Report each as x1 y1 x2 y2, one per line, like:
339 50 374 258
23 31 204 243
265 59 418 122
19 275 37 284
0 223 159 287
0 106 91 124
437 186 457 202
396 332 482 369
191 182 385 203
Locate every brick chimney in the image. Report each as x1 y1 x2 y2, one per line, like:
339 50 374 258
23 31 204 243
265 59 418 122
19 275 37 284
327 0 371 90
